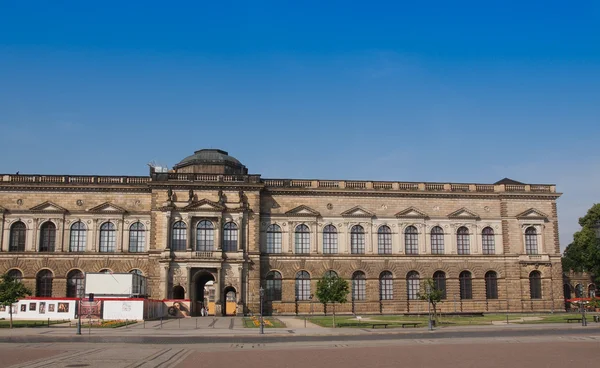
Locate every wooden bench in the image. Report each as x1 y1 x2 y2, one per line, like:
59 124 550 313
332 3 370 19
401 322 419 328
370 323 389 329
567 318 583 323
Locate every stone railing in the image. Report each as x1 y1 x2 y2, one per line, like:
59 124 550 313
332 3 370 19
166 173 261 183
261 179 556 193
1 174 151 185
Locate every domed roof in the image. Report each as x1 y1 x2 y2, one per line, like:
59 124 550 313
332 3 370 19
173 149 247 174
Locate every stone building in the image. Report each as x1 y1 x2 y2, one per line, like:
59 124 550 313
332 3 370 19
0 149 564 315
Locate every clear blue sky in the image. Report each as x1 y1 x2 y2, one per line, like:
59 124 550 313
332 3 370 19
1 1 599 249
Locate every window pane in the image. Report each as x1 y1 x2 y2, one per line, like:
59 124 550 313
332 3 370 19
196 220 214 251
431 227 444 255
99 223 116 252
223 222 238 252
295 224 310 254
67 270 84 297
457 227 470 255
171 221 187 251
485 271 498 299
352 272 366 301
404 226 418 254
530 271 542 299
323 225 338 254
128 222 145 253
295 271 310 301
459 271 472 299
9 222 26 252
379 271 393 300
433 271 447 299
36 270 53 297
407 271 420 300
266 271 282 301
351 226 365 254
378 226 392 254
266 225 282 253
39 222 56 252
70 222 87 252
525 227 538 255
482 227 495 255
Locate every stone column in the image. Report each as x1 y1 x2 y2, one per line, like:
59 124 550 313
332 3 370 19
164 213 171 250
0 216 5 252
31 218 39 252
187 215 193 251
162 265 170 299
215 268 222 316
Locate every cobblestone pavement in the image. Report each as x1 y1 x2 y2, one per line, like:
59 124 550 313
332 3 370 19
1 333 599 368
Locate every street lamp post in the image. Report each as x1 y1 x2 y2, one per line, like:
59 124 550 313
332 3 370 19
259 286 265 334
581 289 587 327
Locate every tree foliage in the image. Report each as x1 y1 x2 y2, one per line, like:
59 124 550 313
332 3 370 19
315 274 350 327
418 278 444 322
0 273 32 328
562 203 600 283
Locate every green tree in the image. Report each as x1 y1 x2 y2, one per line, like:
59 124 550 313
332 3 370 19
562 204 600 284
315 274 350 328
418 278 444 324
0 273 32 328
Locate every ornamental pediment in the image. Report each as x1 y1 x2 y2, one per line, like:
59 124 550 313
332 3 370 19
395 207 428 219
29 201 67 213
340 206 375 218
87 202 127 214
182 199 225 212
516 208 549 220
448 207 479 219
285 205 320 217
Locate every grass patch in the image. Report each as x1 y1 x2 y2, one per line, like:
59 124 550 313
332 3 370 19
0 319 70 328
77 320 138 328
243 317 286 328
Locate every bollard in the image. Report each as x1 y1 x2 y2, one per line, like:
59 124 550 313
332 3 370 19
304 317 306 328
196 318 198 329
212 318 215 329
126 319 128 329
144 320 146 329
160 316 163 329
179 318 181 328
48 318 50 328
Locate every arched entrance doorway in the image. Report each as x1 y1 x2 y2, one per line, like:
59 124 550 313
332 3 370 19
224 286 237 316
192 271 215 316
173 285 185 300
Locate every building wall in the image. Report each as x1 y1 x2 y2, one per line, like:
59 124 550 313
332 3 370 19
0 173 563 315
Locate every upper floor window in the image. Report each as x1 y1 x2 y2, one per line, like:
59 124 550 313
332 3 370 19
457 227 470 255
404 226 418 254
130 269 144 294
69 221 87 252
323 225 338 254
431 226 444 255
196 220 214 252
485 271 498 299
9 221 26 252
171 221 187 251
36 270 53 297
223 222 238 252
325 270 338 278
352 271 366 301
39 221 56 252
351 225 365 254
529 270 542 299
66 269 84 298
482 227 495 254
525 227 538 255
379 271 393 300
378 226 392 254
407 271 420 300
99 222 116 252
295 224 310 254
129 222 145 252
266 224 282 253
433 271 447 299
295 271 311 301
459 271 472 299
265 271 282 301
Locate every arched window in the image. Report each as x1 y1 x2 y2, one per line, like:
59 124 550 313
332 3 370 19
431 226 444 255
39 221 56 252
295 224 310 254
99 222 116 252
433 271 447 299
325 270 338 278
529 271 542 299
173 285 185 299
196 220 214 251
171 221 187 251
323 225 338 254
351 225 365 254
457 227 470 255
69 221 87 252
130 269 144 294
266 224 282 253
7 269 23 283
485 271 498 299
407 271 420 300
575 283 583 298
525 227 538 255
128 222 145 253
378 226 392 254
379 271 393 300
404 226 418 254
223 222 238 252
482 227 495 255
352 271 366 301
66 270 84 298
265 271 282 301
36 270 53 297
9 221 26 252
459 271 472 299
99 269 112 274
295 271 310 301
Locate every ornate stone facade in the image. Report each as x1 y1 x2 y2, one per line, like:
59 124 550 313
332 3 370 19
0 149 564 315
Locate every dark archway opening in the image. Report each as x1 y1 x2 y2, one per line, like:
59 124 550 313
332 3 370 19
173 285 185 300
223 286 237 316
193 272 215 316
